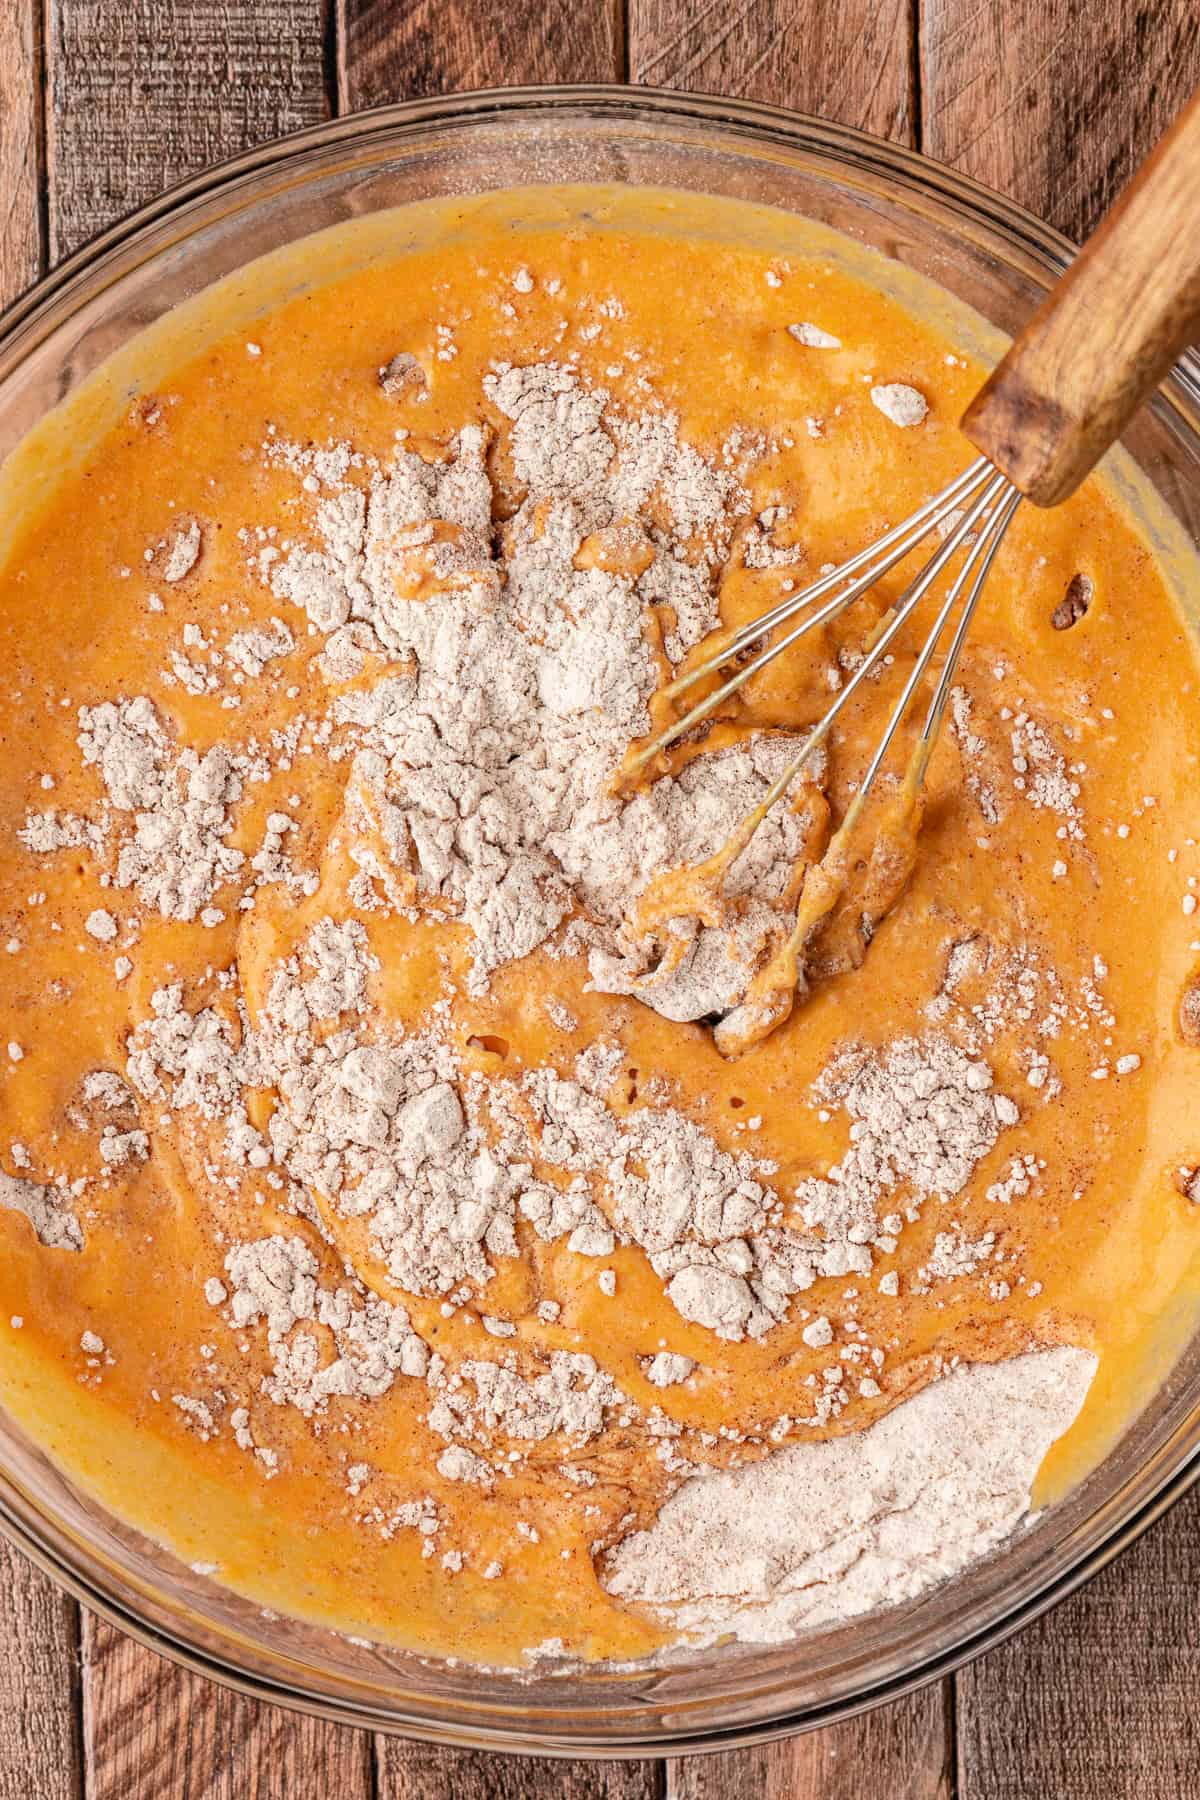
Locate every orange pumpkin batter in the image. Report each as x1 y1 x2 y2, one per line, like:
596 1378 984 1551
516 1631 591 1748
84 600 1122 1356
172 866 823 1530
0 188 1199 1667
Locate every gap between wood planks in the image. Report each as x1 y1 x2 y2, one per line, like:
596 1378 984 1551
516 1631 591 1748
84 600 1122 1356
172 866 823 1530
1 1 1200 1796
0 8 82 1786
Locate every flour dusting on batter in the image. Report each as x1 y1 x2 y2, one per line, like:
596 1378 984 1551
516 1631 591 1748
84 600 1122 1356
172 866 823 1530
1 197 1196 1669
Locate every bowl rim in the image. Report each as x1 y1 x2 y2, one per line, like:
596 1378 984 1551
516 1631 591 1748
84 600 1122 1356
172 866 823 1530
3 80 1200 1758
0 82 1089 353
1 1436 1195 1758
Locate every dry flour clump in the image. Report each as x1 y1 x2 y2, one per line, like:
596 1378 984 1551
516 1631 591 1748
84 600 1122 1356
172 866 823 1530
918 1226 998 1286
127 918 545 1302
950 683 1088 849
1009 710 1086 842
23 697 247 923
580 739 822 1021
252 923 525 1296
225 617 295 677
126 917 521 1300
0 1170 83 1252
216 1233 431 1418
127 984 254 1121
870 383 928 428
426 1350 626 1453
157 518 202 583
490 1051 871 1339
797 1034 1015 1247
603 1346 1096 1642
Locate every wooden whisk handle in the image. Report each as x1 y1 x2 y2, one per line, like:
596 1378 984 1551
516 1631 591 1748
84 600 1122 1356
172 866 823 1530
962 87 1200 507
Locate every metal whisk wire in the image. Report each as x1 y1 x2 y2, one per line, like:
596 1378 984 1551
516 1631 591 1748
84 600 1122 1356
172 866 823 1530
625 453 999 779
853 479 1022 811
625 459 1021 850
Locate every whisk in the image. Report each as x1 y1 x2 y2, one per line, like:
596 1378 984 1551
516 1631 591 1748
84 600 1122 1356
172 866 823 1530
625 88 1200 1054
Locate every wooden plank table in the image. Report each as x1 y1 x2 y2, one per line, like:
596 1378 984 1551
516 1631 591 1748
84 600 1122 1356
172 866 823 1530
1 1 1199 1793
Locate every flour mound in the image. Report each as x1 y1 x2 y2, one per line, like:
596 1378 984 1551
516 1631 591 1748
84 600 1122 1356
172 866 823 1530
603 1346 1096 1642
581 738 821 1020
258 362 808 1016
254 923 526 1296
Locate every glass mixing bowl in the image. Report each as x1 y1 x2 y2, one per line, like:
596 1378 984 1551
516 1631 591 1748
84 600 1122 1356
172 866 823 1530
1 85 1199 1758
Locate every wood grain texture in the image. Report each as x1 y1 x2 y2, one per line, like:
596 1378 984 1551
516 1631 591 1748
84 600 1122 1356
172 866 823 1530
336 0 620 113
921 0 1200 241
44 0 330 261
81 1615 372 1800
629 0 914 139
959 1488 1200 1797
376 1739 665 1798
0 1542 81 1800
0 0 43 305
666 1684 952 1799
